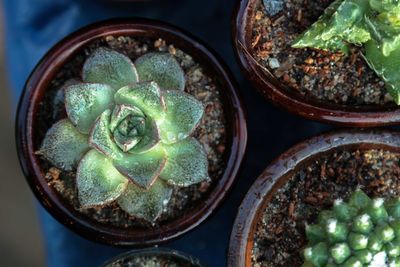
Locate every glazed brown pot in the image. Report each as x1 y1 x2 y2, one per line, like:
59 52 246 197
16 18 247 246
232 0 400 127
102 248 204 267
228 129 400 267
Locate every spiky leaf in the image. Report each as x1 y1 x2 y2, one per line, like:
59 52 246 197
113 145 166 189
117 180 172 222
114 81 166 120
89 109 123 159
76 149 128 207
65 83 115 134
364 39 400 104
158 91 204 144
37 119 89 171
160 138 208 187
135 52 185 91
82 48 138 90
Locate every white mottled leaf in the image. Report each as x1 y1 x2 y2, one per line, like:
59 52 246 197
82 47 138 90
117 180 172 222
37 119 89 171
158 91 204 144
65 83 115 134
160 138 208 186
135 52 185 91
77 149 128 207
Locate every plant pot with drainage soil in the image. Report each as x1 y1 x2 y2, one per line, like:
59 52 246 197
233 0 400 127
16 18 247 246
102 248 204 267
229 129 400 266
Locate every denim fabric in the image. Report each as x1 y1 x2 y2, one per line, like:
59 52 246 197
3 0 330 266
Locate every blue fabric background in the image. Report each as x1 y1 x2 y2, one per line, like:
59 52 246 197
3 0 332 266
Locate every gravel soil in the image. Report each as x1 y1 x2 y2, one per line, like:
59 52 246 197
250 0 393 105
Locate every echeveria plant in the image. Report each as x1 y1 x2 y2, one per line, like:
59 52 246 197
37 48 208 222
292 0 400 104
303 189 400 267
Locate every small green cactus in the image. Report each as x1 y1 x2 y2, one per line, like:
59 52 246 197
292 0 400 104
37 48 208 222
302 189 400 267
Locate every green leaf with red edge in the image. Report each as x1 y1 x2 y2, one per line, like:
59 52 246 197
134 52 185 91
159 138 208 187
82 47 138 90
158 90 204 144
37 119 89 171
77 149 128 207
65 83 115 134
117 180 172 222
113 144 166 189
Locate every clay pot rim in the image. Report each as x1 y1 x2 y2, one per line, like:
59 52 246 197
227 129 400 267
232 0 400 127
16 18 247 247
101 247 205 267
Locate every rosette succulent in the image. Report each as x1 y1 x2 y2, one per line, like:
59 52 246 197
37 48 208 222
302 189 400 267
292 0 400 104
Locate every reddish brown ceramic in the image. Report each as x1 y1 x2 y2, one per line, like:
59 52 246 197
232 0 400 127
101 248 204 267
16 18 247 246
228 129 400 267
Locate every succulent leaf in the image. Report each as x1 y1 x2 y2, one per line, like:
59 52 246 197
134 52 185 91
89 109 123 160
292 0 400 104
302 190 400 266
65 83 115 134
77 149 128 207
158 90 204 144
160 138 208 187
113 144 166 189
37 119 89 171
82 48 138 90
114 81 166 120
117 180 172 222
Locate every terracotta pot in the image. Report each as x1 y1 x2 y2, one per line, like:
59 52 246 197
16 18 247 246
102 247 204 267
228 129 400 266
232 0 400 127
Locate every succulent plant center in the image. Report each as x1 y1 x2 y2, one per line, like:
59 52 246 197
111 105 149 152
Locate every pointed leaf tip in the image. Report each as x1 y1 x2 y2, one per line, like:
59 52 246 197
38 119 89 171
158 90 204 144
82 47 138 89
134 52 185 91
65 83 115 134
117 180 172 222
77 149 128 207
113 145 166 189
160 138 208 187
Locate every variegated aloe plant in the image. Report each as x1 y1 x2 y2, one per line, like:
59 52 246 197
292 0 400 104
37 48 208 222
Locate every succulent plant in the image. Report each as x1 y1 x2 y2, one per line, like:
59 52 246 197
291 0 400 104
37 48 209 222
302 189 400 267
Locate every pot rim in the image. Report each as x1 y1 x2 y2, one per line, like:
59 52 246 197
16 18 247 246
232 0 400 127
101 247 205 267
228 129 400 267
